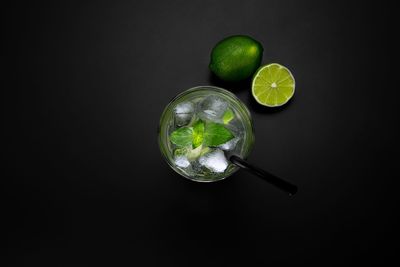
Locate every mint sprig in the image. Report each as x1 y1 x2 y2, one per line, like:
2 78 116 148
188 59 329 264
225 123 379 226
170 120 234 149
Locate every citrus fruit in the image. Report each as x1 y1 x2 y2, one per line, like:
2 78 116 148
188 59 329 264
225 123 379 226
252 63 295 107
209 35 263 82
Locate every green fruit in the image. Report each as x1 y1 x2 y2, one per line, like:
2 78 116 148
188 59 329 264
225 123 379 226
252 63 295 107
209 35 263 82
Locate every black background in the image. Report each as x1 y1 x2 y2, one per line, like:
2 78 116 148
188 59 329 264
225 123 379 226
3 0 396 266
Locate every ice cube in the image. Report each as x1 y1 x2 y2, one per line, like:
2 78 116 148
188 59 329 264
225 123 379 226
174 102 194 126
219 137 240 151
174 155 190 168
175 102 194 114
175 114 192 126
198 149 228 173
199 96 228 121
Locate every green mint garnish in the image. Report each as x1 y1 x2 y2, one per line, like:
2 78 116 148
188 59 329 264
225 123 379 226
192 120 205 148
170 119 234 150
170 127 193 147
204 122 234 147
222 108 234 124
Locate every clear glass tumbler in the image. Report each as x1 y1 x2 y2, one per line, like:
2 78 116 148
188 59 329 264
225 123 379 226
158 86 255 182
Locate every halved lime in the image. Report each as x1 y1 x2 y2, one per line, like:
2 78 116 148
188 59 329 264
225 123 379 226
252 63 295 107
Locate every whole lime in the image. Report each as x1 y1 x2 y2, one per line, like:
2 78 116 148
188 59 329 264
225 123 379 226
209 35 263 82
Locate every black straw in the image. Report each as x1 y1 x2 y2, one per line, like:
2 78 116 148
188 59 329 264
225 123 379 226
230 155 298 196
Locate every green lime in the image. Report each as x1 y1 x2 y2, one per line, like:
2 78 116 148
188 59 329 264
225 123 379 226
252 63 295 107
209 35 263 82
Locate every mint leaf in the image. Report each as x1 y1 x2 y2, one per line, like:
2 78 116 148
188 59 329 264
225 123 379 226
170 127 193 147
204 122 234 147
222 108 234 124
192 120 205 148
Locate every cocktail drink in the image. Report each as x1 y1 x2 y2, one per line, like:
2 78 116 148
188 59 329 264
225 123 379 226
158 86 255 182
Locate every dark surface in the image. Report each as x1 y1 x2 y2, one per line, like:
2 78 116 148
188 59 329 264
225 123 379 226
3 1 396 266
